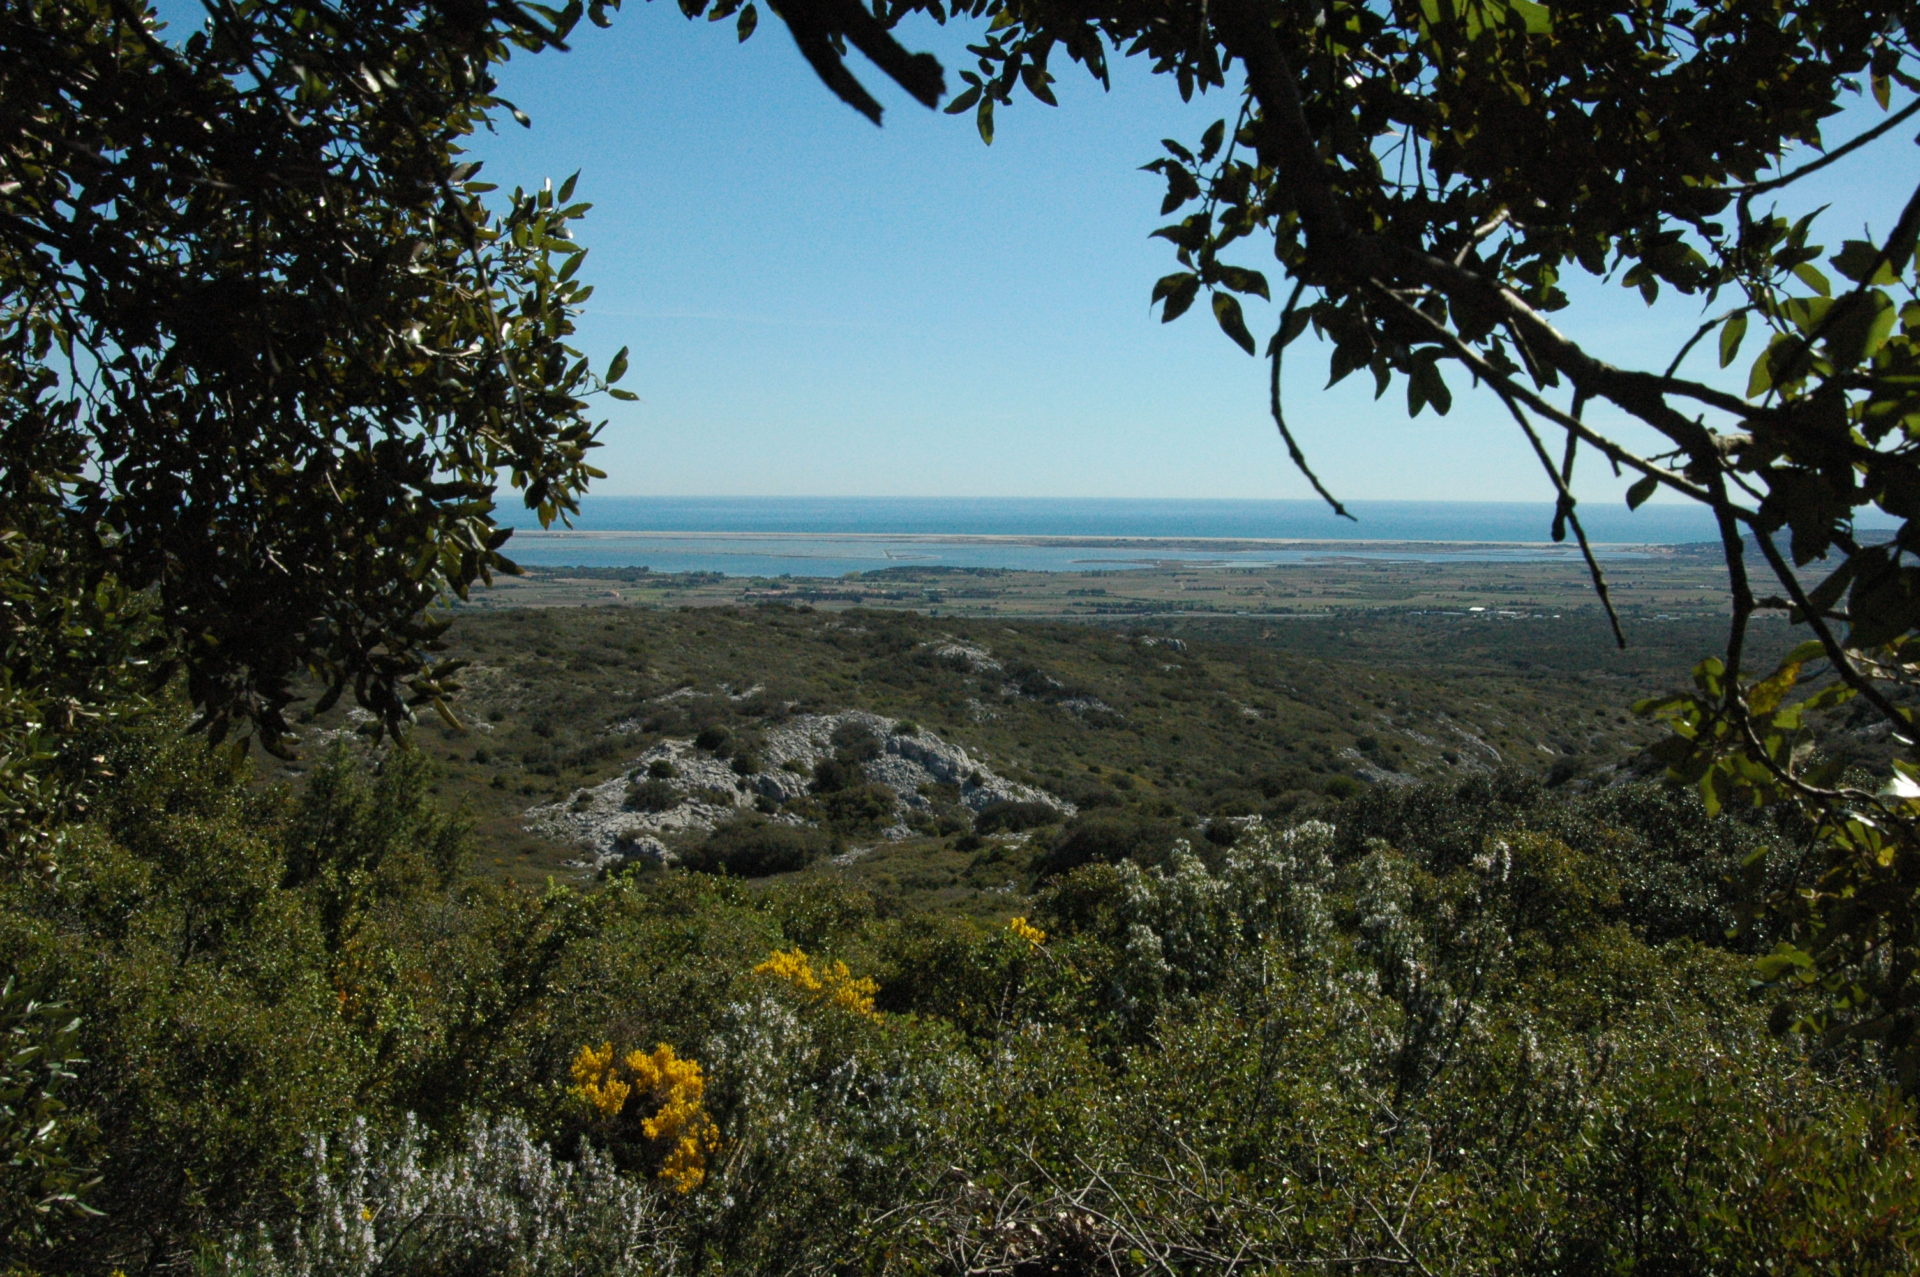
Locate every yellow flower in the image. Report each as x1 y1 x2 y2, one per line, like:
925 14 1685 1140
1007 915 1047 947
629 1045 722 1193
568 1040 632 1118
752 947 824 994
753 947 879 1019
567 1040 721 1191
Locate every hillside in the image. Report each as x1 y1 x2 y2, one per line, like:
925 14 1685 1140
281 572 1806 910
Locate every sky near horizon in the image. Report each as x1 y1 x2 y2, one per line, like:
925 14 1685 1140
163 2 1915 515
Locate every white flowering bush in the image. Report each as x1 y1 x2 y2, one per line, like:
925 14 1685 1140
218 1112 667 1277
673 980 980 1271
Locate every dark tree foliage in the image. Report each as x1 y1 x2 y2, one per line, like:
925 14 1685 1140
827 0 1920 1090
0 0 626 775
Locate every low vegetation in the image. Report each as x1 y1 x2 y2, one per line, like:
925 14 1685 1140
4 704 1915 1273
313 588 1810 902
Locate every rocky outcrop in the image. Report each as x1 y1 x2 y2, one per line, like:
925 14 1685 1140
529 710 1069 874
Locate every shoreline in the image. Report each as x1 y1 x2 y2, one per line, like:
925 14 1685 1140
508 528 1698 555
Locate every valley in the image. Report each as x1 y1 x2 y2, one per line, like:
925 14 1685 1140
282 549 1807 913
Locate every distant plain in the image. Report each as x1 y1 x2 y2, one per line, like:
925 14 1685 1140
273 546 1791 908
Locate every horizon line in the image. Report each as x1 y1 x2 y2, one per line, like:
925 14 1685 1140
553 493 1707 507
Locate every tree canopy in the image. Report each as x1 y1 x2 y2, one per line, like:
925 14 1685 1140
7 0 1920 1081
0 0 625 774
879 0 1920 1090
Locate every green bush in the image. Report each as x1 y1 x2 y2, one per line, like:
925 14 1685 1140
624 778 681 813
829 721 881 762
817 784 898 834
1034 812 1185 877
1323 774 1363 799
680 819 839 877
810 757 857 794
973 799 1062 836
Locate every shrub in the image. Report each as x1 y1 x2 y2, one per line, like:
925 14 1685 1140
0 976 93 1252
681 819 838 877
973 799 1062 836
647 759 677 780
1034 812 1185 877
811 757 857 794
624 779 681 813
1202 820 1240 848
818 784 897 833
829 721 881 762
1323 775 1363 800
221 1113 662 1276
569 1042 721 1192
752 948 879 1019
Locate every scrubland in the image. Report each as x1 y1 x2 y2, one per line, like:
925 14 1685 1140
7 566 1911 1274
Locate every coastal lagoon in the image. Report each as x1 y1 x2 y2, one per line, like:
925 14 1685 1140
498 529 1673 576
496 497 1743 577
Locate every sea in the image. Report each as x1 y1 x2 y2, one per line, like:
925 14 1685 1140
492 496 1744 578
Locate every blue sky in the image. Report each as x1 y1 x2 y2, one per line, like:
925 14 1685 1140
161 2 1914 509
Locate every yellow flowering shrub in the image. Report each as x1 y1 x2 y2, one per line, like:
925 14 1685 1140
752 947 879 1019
625 1044 721 1194
566 1041 721 1192
569 1041 632 1119
1007 916 1047 947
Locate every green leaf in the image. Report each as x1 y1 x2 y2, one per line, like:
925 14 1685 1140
976 96 995 146
1792 261 1832 297
607 346 629 383
1747 337 1782 398
1406 356 1451 417
1019 62 1057 106
1747 657 1805 716
1151 271 1195 304
1198 118 1226 164
1625 474 1659 509
1832 239 1898 286
1213 292 1256 355
1803 557 1858 620
1215 265 1270 300
1816 291 1895 369
1694 656 1727 698
1756 943 1816 981
736 3 757 40
944 83 982 115
1510 0 1551 33
1699 762 1726 817
1159 274 1200 323
1718 311 1748 368
1782 294 1834 336
1276 307 1312 349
